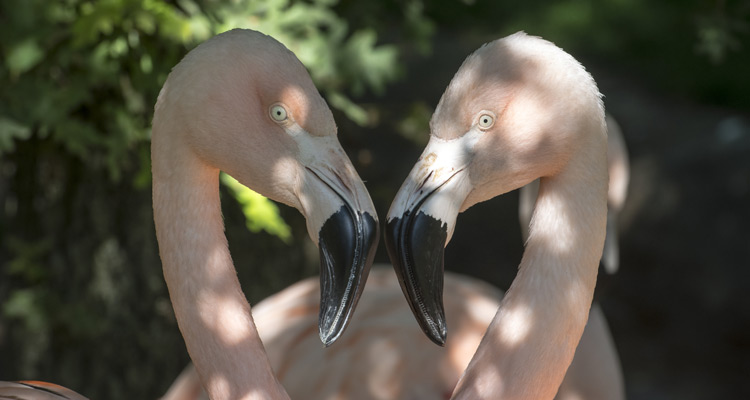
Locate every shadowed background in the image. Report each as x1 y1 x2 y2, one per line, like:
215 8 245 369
1 0 748 399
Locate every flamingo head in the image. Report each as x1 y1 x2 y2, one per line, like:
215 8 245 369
384 32 606 344
153 29 378 346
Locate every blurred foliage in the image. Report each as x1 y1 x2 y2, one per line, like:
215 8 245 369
695 0 750 64
418 0 750 109
0 0 415 180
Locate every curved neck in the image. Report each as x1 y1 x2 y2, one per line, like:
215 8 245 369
453 142 608 399
152 144 289 400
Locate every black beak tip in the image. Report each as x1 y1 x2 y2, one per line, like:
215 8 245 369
319 325 340 348
385 211 448 346
424 317 447 346
317 206 379 346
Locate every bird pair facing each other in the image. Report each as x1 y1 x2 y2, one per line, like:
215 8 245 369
152 28 612 400
2 28 619 400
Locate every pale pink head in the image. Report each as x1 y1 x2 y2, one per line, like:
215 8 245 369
152 29 379 345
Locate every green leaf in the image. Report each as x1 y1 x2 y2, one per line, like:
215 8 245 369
6 38 44 77
328 91 370 126
132 145 152 189
0 116 32 153
220 173 292 243
3 289 47 332
341 29 399 96
396 102 433 146
5 236 52 282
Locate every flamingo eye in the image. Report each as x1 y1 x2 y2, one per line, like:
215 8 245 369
478 113 494 129
270 105 288 122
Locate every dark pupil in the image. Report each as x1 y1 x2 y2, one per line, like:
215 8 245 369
483 118 488 123
276 110 282 115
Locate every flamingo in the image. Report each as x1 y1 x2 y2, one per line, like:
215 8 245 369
149 28 381 400
385 32 611 399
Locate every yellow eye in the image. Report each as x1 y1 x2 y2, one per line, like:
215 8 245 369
270 105 288 122
478 114 494 129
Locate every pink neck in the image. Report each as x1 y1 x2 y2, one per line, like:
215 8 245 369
452 150 607 399
153 153 289 400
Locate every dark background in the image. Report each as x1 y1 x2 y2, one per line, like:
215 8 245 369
1 0 749 398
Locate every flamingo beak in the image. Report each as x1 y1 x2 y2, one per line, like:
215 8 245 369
316 193 378 347
298 140 379 347
384 134 476 346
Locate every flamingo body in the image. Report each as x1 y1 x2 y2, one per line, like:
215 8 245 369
163 267 500 400
0 381 88 400
163 268 624 400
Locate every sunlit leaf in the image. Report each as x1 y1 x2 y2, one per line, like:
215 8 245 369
140 54 153 74
328 91 370 126
0 116 32 153
6 38 44 77
220 173 292 243
341 29 399 96
3 289 47 333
